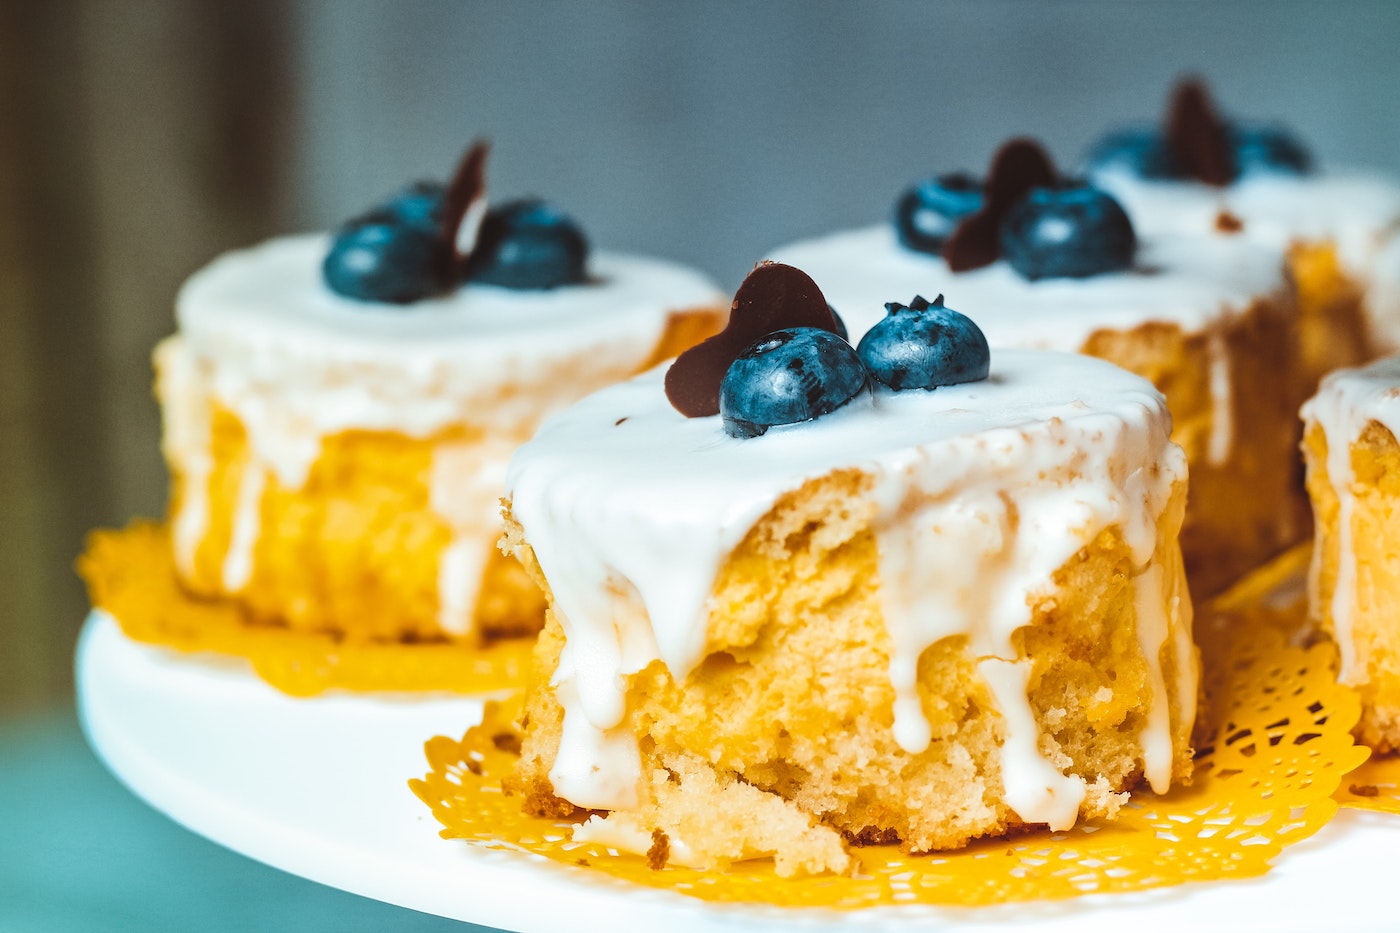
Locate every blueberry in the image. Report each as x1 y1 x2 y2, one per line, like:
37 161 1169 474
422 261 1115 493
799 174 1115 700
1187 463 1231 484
894 173 984 254
856 295 989 391
469 199 588 290
1000 185 1136 280
1231 123 1312 177
1084 127 1179 179
370 181 447 235
719 328 868 438
323 220 451 304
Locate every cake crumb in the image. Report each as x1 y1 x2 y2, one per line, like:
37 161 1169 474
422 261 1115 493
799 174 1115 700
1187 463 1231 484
1215 210 1244 234
647 829 671 869
492 731 523 755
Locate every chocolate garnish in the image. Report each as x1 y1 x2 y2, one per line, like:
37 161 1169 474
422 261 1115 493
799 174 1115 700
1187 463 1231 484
1165 78 1235 187
665 262 840 417
441 140 490 267
942 138 1056 272
1215 209 1244 234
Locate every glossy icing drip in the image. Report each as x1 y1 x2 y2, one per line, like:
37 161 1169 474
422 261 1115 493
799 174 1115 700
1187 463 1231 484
1301 356 1400 682
156 339 212 579
1206 331 1234 467
222 463 265 591
507 350 1190 826
978 658 1086 830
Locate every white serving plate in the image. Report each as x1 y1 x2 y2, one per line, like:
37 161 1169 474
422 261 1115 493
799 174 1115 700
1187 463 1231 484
77 610 1400 932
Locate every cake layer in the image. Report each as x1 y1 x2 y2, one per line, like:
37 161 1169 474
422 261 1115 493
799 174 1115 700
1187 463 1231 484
505 350 1195 869
1302 356 1400 751
160 235 725 641
769 225 1298 596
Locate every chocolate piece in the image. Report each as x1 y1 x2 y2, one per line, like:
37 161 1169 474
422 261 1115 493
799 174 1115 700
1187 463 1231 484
1166 78 1236 187
441 140 491 266
942 139 1056 272
665 262 840 417
1215 209 1244 234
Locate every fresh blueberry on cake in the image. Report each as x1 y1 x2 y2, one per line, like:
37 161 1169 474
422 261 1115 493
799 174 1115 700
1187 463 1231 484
470 199 589 290
1000 184 1136 280
894 173 984 254
323 217 451 304
857 294 990 390
719 327 867 438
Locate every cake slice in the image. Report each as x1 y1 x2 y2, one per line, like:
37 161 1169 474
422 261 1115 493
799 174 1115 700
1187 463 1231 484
501 265 1196 875
157 144 724 646
1302 356 1400 752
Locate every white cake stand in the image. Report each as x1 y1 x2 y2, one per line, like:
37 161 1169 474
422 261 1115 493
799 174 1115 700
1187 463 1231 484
77 610 1400 932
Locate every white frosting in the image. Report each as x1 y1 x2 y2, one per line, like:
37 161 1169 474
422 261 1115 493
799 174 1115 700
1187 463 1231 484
1367 233 1400 354
767 225 1285 350
1093 167 1400 282
161 234 723 625
506 350 1189 826
1301 355 1400 682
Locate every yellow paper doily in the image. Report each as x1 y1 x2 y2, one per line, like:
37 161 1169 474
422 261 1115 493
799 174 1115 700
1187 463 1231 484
1195 543 1400 817
77 522 531 697
412 550 1369 907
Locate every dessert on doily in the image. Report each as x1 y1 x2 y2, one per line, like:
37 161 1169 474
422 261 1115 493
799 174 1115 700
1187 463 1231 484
496 263 1196 876
769 138 1300 598
1302 355 1400 752
79 142 726 691
1086 77 1400 387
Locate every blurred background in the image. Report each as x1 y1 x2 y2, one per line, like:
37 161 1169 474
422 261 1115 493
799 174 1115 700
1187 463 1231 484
2 1 1399 929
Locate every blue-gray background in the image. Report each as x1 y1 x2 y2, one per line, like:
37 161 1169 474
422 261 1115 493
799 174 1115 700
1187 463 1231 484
2 1 1398 929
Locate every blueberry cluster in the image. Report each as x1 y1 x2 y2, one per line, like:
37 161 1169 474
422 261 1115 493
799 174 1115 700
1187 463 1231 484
1087 123 1312 181
323 187 587 304
719 295 989 438
896 174 1136 282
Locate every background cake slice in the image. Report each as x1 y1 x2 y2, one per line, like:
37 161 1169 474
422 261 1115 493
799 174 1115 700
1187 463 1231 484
157 146 725 646
1302 356 1400 752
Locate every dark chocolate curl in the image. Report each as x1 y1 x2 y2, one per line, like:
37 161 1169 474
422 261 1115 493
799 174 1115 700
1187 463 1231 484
1166 78 1236 187
942 138 1057 272
442 140 491 266
665 262 841 417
